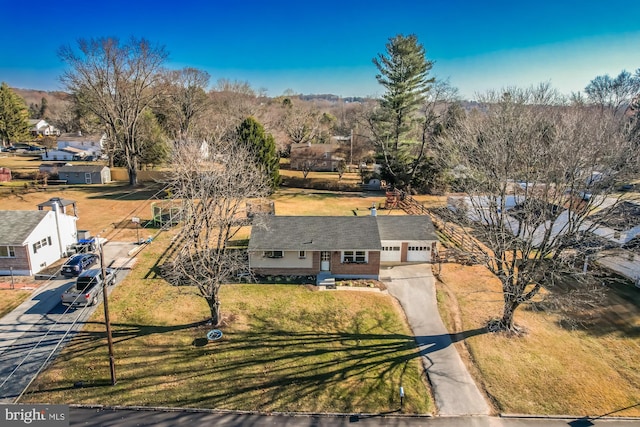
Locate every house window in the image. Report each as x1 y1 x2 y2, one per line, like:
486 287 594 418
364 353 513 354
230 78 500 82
0 246 16 258
32 237 51 254
264 250 283 258
343 250 366 263
298 251 306 258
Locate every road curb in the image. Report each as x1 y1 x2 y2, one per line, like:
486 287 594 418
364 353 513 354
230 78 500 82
70 404 435 418
500 413 640 421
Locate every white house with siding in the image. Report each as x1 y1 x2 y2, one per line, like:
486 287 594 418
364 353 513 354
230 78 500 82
56 132 107 156
29 119 60 137
0 198 78 276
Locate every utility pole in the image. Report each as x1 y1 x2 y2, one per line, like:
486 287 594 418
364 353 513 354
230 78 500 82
98 237 117 385
350 129 353 167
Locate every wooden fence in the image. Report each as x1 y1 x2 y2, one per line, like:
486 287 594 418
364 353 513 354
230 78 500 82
388 187 488 264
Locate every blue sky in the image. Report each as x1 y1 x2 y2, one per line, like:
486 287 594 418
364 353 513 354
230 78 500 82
1 0 638 99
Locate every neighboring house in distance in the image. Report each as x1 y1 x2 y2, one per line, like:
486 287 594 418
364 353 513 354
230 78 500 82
58 165 111 184
29 119 60 137
41 146 89 161
289 143 343 172
449 194 640 248
0 198 78 276
248 213 438 280
587 200 640 245
39 162 69 176
57 132 107 157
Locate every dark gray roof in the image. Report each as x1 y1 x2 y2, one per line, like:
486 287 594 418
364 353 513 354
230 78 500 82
59 165 108 173
375 215 438 241
249 216 382 251
0 211 49 245
58 133 103 142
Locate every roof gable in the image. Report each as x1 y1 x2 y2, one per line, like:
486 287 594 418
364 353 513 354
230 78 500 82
0 211 49 245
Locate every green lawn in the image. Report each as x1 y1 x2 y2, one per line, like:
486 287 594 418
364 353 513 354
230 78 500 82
22 232 433 414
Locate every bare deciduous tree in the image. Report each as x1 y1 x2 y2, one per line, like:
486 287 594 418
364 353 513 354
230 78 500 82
280 99 324 146
59 37 168 185
163 139 270 325
204 80 261 144
160 67 211 140
585 69 640 114
441 86 638 333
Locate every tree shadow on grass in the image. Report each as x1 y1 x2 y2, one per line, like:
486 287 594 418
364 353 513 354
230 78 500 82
25 318 486 412
524 273 640 338
449 327 487 343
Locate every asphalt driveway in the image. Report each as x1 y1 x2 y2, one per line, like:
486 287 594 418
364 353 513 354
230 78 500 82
383 263 490 416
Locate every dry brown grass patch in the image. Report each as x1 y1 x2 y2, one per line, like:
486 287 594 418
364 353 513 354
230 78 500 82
436 263 640 417
0 289 33 318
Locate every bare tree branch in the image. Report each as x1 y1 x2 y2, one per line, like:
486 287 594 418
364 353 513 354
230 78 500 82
162 138 270 325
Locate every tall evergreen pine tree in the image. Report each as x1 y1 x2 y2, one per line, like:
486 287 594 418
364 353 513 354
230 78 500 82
0 82 30 147
237 117 280 191
371 34 434 190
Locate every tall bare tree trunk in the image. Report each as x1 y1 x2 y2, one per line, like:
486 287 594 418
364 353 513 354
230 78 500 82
207 297 220 326
128 163 138 186
498 298 520 332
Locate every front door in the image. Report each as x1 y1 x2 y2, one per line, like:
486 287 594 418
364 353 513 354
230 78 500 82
84 173 92 184
320 251 331 271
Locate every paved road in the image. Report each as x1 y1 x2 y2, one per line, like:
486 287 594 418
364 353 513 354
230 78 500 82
383 263 490 416
0 242 136 403
68 407 639 427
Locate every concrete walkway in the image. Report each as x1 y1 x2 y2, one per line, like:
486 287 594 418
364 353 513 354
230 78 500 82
383 263 490 416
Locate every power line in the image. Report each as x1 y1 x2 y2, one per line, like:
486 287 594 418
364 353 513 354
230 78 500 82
3 183 172 401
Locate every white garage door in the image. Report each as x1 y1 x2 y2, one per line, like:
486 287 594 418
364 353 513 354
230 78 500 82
407 245 429 262
381 245 401 262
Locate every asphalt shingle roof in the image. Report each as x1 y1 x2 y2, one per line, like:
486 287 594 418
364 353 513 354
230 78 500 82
376 215 438 241
0 211 49 245
249 216 382 251
59 165 108 173
249 215 439 252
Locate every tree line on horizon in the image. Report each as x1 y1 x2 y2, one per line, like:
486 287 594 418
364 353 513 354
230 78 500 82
1 34 637 190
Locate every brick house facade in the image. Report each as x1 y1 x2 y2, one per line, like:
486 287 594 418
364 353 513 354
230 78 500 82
248 215 436 281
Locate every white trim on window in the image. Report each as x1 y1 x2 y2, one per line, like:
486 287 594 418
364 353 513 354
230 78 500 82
342 250 367 264
0 246 16 258
32 236 51 254
264 250 283 258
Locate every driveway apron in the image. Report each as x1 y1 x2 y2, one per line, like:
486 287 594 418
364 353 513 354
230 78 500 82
383 263 490 416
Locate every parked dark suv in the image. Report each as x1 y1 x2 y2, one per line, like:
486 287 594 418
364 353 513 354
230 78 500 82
61 253 98 277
